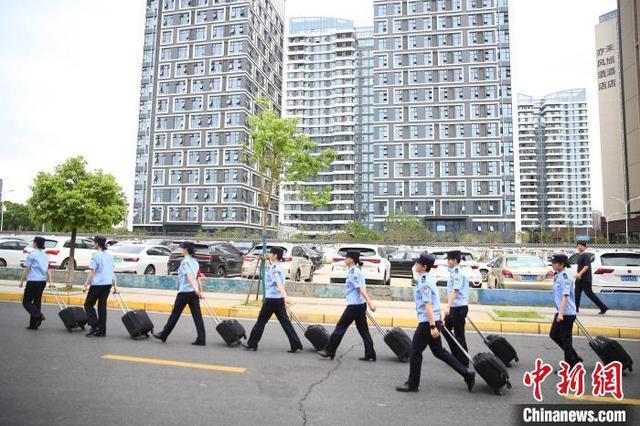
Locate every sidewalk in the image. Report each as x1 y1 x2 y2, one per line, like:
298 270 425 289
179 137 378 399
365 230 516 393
1 280 638 339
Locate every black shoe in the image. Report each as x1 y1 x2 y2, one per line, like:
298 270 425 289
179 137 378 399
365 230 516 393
242 343 257 351
599 307 608 315
465 371 476 392
359 356 376 362
85 328 98 337
396 383 419 392
26 326 37 330
191 341 206 346
93 332 106 338
317 349 335 360
152 332 167 343
287 346 303 353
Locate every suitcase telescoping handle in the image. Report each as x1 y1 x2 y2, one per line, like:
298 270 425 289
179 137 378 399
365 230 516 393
113 292 130 315
573 317 596 345
285 304 307 333
365 311 388 337
200 297 221 326
49 285 68 310
467 317 488 343
441 324 475 365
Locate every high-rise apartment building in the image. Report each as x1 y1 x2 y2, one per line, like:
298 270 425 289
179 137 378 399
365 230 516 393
132 0 285 233
517 89 593 233
282 18 374 234
371 0 515 236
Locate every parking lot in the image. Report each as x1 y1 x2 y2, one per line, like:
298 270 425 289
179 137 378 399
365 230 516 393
1 301 638 425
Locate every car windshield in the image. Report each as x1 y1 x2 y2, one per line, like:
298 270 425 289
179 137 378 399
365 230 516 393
600 253 640 267
337 248 376 257
250 246 288 255
505 257 546 267
44 240 57 248
110 245 144 254
431 252 474 261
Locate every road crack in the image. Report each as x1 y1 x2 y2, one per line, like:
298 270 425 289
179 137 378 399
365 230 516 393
297 343 360 426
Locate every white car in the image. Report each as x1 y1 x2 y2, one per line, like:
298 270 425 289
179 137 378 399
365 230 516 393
110 244 172 275
241 243 314 282
429 250 483 288
22 236 96 270
330 245 392 286
569 250 640 293
0 238 29 267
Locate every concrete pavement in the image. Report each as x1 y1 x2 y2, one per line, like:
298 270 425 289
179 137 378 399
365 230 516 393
1 280 639 338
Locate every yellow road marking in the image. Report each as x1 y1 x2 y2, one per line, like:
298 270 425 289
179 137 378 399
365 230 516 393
566 394 640 405
101 354 246 374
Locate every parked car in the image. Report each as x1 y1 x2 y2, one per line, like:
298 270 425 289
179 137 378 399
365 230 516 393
302 245 324 269
110 244 172 275
230 240 256 255
568 250 640 293
330 245 392 285
487 255 554 290
387 250 422 278
22 236 96 270
0 238 29 267
241 243 314 282
168 243 244 277
477 257 500 282
429 250 483 288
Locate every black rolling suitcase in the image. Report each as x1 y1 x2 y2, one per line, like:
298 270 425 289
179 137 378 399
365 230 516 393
51 285 87 332
287 305 329 351
114 293 154 339
576 318 633 373
367 312 412 362
468 318 519 366
443 326 511 395
202 298 245 346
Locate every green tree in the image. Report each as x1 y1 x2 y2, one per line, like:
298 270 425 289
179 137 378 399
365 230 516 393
28 157 127 274
342 221 380 241
382 211 429 242
1 201 36 231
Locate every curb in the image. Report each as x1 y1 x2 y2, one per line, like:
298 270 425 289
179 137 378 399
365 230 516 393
1 292 637 339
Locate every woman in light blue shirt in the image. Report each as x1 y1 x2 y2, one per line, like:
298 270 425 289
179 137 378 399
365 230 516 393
549 254 582 367
83 236 119 337
19 236 53 330
243 247 303 352
153 242 206 345
318 250 377 361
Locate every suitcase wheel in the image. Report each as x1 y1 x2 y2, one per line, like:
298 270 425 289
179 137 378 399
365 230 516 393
81 326 86 330
506 381 512 389
495 390 502 396
514 356 519 362
66 327 73 333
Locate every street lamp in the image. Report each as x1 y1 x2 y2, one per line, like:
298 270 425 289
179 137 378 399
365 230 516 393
609 195 640 245
0 189 15 232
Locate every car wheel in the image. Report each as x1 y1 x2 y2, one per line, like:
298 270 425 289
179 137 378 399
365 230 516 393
144 265 155 275
60 258 75 270
0 259 6 267
294 269 301 282
305 267 315 282
384 271 391 286
215 266 226 277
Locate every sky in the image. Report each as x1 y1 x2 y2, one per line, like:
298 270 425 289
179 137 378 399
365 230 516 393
0 0 616 213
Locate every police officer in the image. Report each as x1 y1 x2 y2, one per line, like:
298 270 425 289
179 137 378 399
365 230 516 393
19 236 53 330
396 254 475 393
318 250 377 361
153 242 206 345
83 236 119 337
242 247 303 352
550 254 583 367
575 241 608 314
442 250 470 368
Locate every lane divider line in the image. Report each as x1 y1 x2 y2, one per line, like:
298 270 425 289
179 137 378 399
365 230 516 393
101 354 247 374
565 394 640 405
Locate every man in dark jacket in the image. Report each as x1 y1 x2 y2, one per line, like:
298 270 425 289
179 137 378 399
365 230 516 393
574 242 608 314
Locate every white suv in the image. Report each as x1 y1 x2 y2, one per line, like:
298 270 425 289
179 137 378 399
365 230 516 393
330 245 392 286
0 238 29 267
241 243 314 282
429 250 483 288
22 236 96 270
569 250 640 293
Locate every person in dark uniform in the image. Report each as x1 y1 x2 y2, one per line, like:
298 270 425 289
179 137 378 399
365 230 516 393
396 254 475 393
549 254 583 367
442 250 470 368
318 250 377 361
19 236 53 330
242 247 303 352
153 242 206 345
83 236 119 337
575 241 608 314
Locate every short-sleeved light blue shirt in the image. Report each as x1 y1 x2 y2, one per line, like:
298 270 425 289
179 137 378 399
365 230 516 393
415 272 441 323
553 270 577 315
25 249 49 282
177 256 199 293
89 251 114 286
265 263 285 298
345 266 366 305
446 266 469 307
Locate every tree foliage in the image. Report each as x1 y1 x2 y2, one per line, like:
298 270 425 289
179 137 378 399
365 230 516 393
383 211 431 242
1 201 37 231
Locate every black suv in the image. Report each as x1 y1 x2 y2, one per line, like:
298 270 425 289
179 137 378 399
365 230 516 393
167 243 244 277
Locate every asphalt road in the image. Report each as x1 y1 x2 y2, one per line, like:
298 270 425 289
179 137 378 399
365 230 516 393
0 301 638 426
